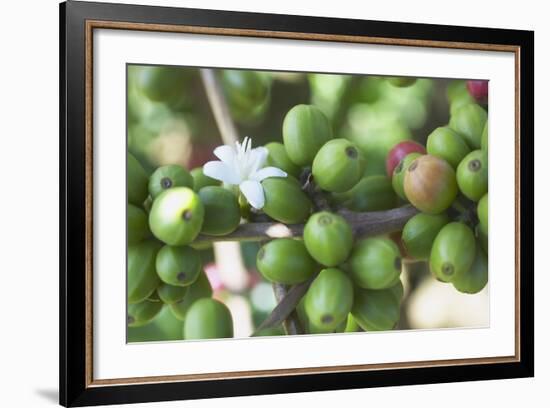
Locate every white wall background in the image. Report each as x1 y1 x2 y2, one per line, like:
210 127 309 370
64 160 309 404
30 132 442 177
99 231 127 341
0 0 544 407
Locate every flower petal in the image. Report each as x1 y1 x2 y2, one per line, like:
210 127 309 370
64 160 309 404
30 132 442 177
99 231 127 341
249 146 269 174
203 161 241 185
239 180 265 209
213 145 236 164
250 166 287 182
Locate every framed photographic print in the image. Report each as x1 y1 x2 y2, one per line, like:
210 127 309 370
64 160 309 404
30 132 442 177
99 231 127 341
59 0 534 406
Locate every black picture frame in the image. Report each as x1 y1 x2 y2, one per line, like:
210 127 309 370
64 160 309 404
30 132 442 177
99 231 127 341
60 1 534 406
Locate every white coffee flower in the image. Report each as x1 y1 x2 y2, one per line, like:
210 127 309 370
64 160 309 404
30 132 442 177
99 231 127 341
203 137 287 209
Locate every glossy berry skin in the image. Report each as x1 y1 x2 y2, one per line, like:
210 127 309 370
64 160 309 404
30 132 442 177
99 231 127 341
128 240 162 304
304 212 353 267
282 104 333 166
184 298 234 340
401 213 449 260
404 155 458 214
127 153 149 206
137 66 190 102
452 245 488 294
127 299 163 328
349 237 402 290
477 193 489 237
456 150 488 201
156 245 202 287
198 186 241 236
256 239 317 285
157 283 187 305
170 271 212 321
332 175 398 212
449 103 488 149
426 126 471 169
128 204 149 244
262 176 312 224
387 77 417 87
351 284 402 331
148 164 194 199
386 140 426 177
312 139 366 192
221 70 270 115
191 167 220 192
265 142 301 178
466 80 488 104
149 187 204 246
392 152 422 200
430 222 476 282
305 268 354 332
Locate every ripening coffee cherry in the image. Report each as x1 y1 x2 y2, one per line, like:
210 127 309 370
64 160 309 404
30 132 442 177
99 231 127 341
127 299 163 328
386 140 426 177
404 155 458 214
184 298 234 340
156 245 202 287
262 176 312 224
351 284 402 331
256 239 317 284
430 222 476 282
401 213 449 260
426 126 471 169
477 193 488 237
198 186 240 236
148 164 194 199
449 103 488 149
349 237 402 289
282 104 333 166
392 152 422 200
149 187 204 245
466 80 488 104
170 271 212 321
128 240 162 304
191 167 220 192
481 122 488 153
303 212 353 267
457 150 488 201
305 268 354 331
128 153 149 206
265 142 302 178
332 175 398 212
137 66 190 102
157 283 188 305
312 139 366 192
128 204 149 244
387 77 417 87
452 245 488 294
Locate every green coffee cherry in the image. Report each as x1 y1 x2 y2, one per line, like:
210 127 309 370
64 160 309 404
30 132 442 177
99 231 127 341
170 271 212 321
262 176 312 224
392 152 422 200
156 245 202 287
449 103 488 149
452 245 488 294
128 204 149 244
157 283 188 304
481 122 488 153
221 70 270 116
198 186 241 236
404 155 458 214
332 175 398 212
402 213 449 260
256 239 317 284
303 212 353 267
430 222 476 282
456 150 488 201
184 298 234 340
477 193 488 237
149 187 204 245
282 104 333 166
426 126 471 169
191 167 220 192
389 279 404 303
128 240 162 304
127 299 163 328
312 139 366 192
265 142 301 178
148 164 193 199
305 268 354 331
387 77 417 87
137 66 190 102
349 237 402 289
351 285 401 331
128 153 149 206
